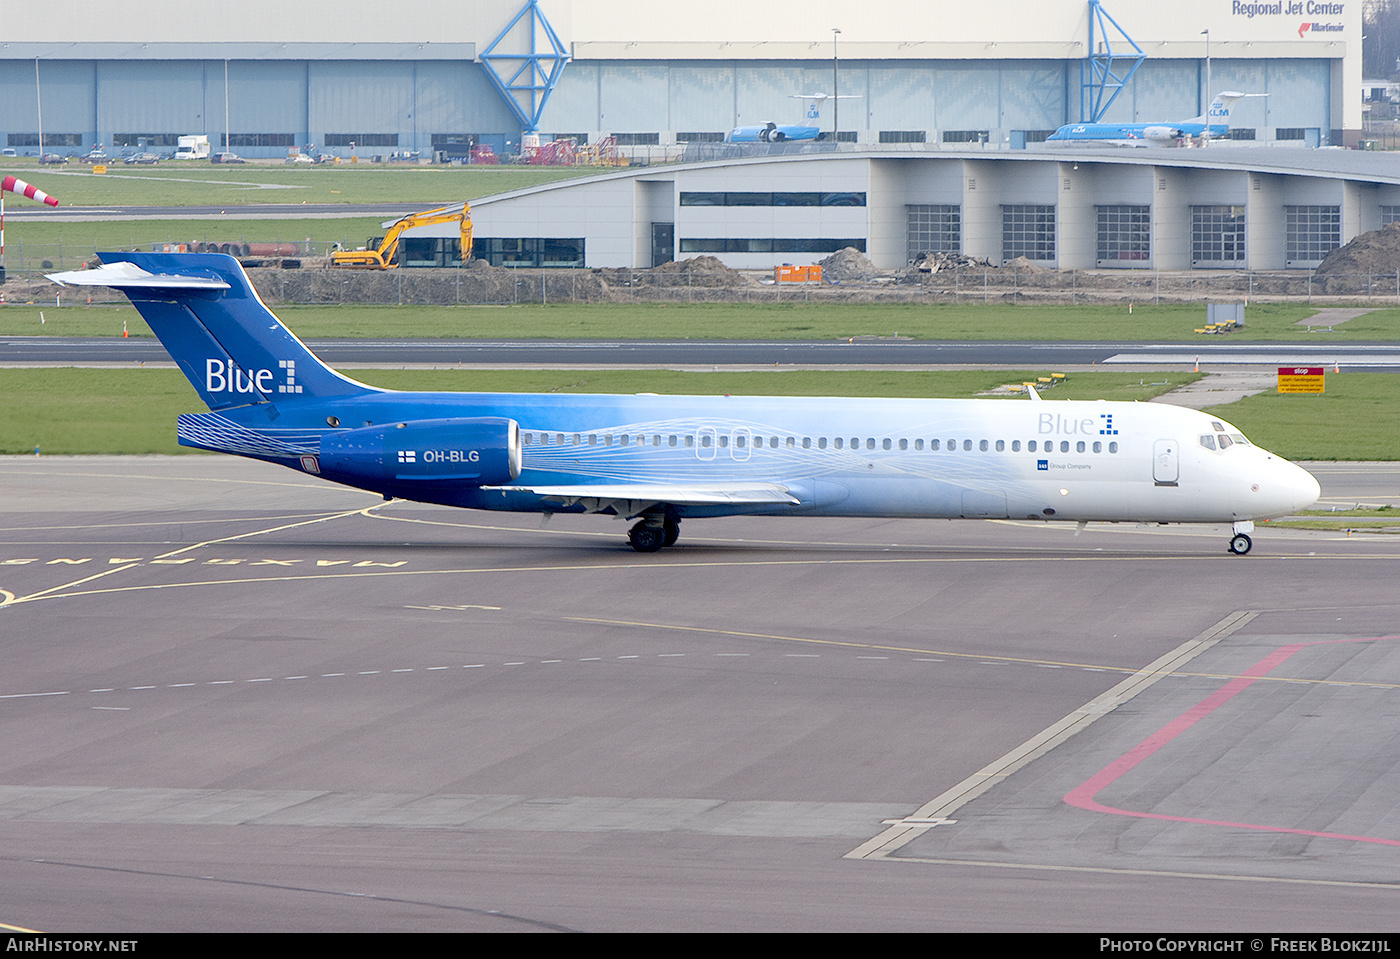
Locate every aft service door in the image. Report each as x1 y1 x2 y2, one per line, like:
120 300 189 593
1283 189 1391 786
1153 439 1179 487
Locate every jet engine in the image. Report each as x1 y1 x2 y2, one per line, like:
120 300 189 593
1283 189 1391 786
319 417 521 488
1141 126 1184 141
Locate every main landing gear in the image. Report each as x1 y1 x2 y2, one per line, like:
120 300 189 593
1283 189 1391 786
628 514 680 553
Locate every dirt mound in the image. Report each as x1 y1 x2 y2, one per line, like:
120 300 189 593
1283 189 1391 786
593 256 751 292
650 255 737 277
819 247 879 280
1002 255 1049 273
1315 223 1400 276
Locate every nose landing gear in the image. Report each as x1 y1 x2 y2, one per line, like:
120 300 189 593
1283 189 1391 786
1228 521 1254 555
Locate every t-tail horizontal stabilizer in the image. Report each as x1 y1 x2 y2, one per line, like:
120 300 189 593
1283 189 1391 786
47 253 379 411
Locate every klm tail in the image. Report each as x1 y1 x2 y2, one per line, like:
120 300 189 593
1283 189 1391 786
1181 92 1265 133
47 252 378 411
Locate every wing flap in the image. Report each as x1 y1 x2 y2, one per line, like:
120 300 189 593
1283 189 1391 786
493 483 799 507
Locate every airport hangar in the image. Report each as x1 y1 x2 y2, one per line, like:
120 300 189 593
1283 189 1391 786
0 0 1364 159
402 146 1400 272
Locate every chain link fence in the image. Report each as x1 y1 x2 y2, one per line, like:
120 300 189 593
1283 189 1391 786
4 260 1400 307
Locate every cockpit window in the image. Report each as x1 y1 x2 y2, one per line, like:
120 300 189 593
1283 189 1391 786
1218 435 1234 449
1211 421 1225 432
1199 434 1217 450
1232 434 1250 446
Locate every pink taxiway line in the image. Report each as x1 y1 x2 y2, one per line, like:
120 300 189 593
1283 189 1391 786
1064 636 1400 847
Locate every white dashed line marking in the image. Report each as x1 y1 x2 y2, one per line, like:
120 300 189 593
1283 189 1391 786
5 646 1114 709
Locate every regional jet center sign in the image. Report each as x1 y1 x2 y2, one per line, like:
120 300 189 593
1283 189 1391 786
1231 1 1347 38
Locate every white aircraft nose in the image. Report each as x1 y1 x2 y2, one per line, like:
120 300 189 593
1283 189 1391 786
1260 458 1320 515
1288 462 1322 512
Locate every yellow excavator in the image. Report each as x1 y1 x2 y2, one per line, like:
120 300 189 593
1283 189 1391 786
330 202 472 269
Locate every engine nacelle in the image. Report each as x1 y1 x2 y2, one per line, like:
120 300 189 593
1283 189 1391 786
1141 126 1184 141
318 417 521 488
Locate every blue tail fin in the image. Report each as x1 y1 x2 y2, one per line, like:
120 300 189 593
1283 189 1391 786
48 252 377 411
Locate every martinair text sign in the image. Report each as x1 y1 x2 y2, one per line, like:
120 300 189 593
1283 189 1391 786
1278 366 1325 393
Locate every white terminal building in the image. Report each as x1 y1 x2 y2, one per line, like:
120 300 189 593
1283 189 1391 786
2 0 1392 271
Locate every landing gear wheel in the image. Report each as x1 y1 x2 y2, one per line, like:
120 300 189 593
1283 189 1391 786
662 517 680 548
1229 533 1253 555
628 521 666 553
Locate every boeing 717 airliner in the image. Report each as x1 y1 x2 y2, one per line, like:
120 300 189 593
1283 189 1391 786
49 253 1319 554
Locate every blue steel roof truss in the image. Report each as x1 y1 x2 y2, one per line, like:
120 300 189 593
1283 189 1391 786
1081 0 1145 123
478 0 570 133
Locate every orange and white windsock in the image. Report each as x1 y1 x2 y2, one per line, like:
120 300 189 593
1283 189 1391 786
1 175 59 207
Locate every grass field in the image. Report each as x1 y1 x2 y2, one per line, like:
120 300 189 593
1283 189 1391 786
1201 373 1400 460
0 162 591 207
7 367 1397 460
1 368 1200 456
3 218 388 273
6 300 1397 342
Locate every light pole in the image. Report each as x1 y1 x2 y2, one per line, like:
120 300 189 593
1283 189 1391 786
1201 29 1211 137
832 28 841 140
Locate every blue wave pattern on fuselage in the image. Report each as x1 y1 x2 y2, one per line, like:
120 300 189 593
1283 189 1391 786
178 412 323 458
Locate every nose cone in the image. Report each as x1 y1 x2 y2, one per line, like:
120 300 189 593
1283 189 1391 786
1256 458 1320 517
1288 461 1322 512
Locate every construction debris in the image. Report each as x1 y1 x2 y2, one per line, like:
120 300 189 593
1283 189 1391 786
911 251 995 273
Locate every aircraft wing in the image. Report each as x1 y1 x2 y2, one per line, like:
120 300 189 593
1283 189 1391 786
494 482 800 513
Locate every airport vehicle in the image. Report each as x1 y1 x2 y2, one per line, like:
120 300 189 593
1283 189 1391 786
1045 92 1263 146
330 202 472 269
48 253 1320 554
174 135 210 160
210 152 246 164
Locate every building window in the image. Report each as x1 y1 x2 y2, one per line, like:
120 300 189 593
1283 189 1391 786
473 237 586 268
942 130 988 144
879 130 927 143
1192 205 1246 267
679 192 866 207
325 133 399 147
224 133 296 148
1096 205 1151 265
613 133 659 145
1275 128 1306 141
678 238 866 254
1381 206 1400 225
834 131 858 143
907 204 962 260
1285 206 1341 267
677 132 724 142
1022 130 1056 143
1002 204 1056 262
112 133 181 147
1226 128 1256 141
400 238 466 268
8 133 83 147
